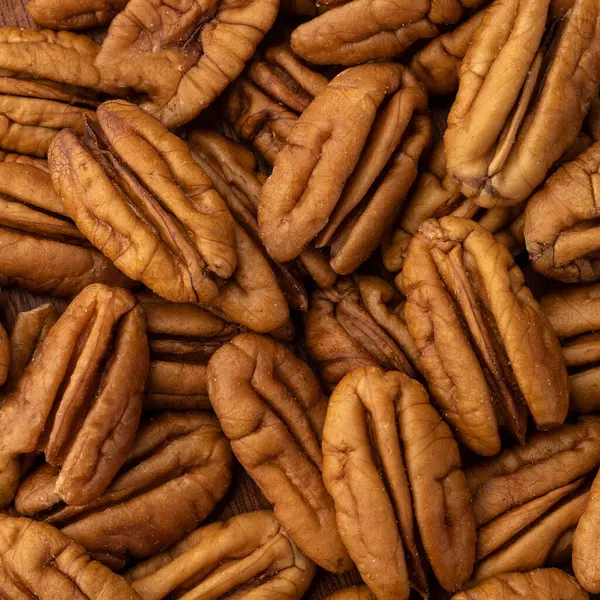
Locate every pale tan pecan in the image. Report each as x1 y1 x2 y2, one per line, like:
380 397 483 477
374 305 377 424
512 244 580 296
125 511 315 600
28 0 128 29
208 333 352 573
0 515 140 599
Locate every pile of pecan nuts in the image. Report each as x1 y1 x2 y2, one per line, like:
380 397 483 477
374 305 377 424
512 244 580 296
1 0 600 598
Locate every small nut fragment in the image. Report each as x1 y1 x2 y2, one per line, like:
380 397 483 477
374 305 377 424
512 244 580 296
0 515 140 599
28 0 128 29
324 367 475 598
125 511 315 600
403 217 568 455
208 333 352 573
323 587 376 600
0 284 148 507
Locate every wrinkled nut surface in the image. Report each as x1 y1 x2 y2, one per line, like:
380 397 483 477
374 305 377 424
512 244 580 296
324 367 475 599
259 62 430 275
0 155 133 297
208 333 352 573
451 569 589 600
290 0 487 66
15 411 232 568
0 321 7 388
125 510 315 600
323 586 376 600
28 0 128 29
0 284 147 507
0 515 140 600
445 0 600 207
540 283 600 413
525 141 600 283
304 276 420 388
403 217 568 456
50 100 289 332
96 0 279 128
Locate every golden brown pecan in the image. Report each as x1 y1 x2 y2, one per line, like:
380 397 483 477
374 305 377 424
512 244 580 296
445 0 600 207
15 411 232 569
208 333 352 573
0 284 147 507
451 569 588 600
28 0 128 29
50 100 288 332
96 0 279 128
290 0 488 65
304 276 420 388
540 283 600 413
324 367 475 598
323 587 376 600
403 217 568 455
259 63 430 275
0 515 140 600
125 510 315 600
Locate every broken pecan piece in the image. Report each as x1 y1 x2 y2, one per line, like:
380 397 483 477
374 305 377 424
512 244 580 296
445 0 600 207
403 217 568 455
304 276 420 388
28 0 128 29
259 63 430 275
208 333 352 573
125 510 315 600
96 0 279 128
0 284 148 507
0 515 140 599
324 367 475 598
323 587 376 600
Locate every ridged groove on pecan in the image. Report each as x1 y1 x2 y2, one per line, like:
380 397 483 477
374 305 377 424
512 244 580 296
207 333 351 573
28 0 129 29
125 511 315 600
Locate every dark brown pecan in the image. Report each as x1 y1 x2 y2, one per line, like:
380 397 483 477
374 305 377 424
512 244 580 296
304 276 420 388
0 155 133 297
125 510 315 600
323 587 376 600
208 333 352 573
403 217 568 455
259 63 430 275
451 569 588 600
50 100 289 332
540 283 600 413
0 322 7 389
290 0 488 65
28 0 128 29
0 284 148 507
96 0 279 128
324 367 475 598
15 411 232 569
445 0 600 207
0 515 140 599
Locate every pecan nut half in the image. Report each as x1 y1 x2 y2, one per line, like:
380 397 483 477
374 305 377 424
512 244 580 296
290 0 488 66
451 569 588 600
15 411 232 569
96 0 279 128
28 0 128 29
0 155 133 297
403 217 568 455
0 515 140 599
304 276 420 388
0 284 147 507
208 333 352 573
324 367 475 598
259 63 430 275
125 510 315 600
445 0 600 207
50 100 289 332
323 587 375 600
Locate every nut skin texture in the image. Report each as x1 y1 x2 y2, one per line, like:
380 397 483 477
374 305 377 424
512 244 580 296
0 284 148 507
125 510 315 600
28 0 129 29
323 367 475 599
525 141 600 283
0 515 140 600
451 569 589 600
290 0 487 66
445 0 600 208
323 587 376 600
15 411 232 569
207 333 352 573
96 0 279 128
403 217 568 456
